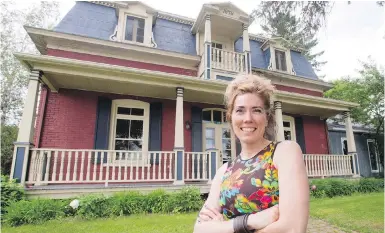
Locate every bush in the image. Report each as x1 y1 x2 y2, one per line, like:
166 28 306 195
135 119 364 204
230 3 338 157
76 194 114 219
110 191 147 216
310 178 384 198
1 175 25 216
4 199 66 226
166 186 204 213
357 178 384 193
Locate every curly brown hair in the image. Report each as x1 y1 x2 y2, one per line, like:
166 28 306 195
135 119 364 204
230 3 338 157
224 73 276 141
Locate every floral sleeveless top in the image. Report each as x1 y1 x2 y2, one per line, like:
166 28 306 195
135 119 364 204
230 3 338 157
219 141 280 220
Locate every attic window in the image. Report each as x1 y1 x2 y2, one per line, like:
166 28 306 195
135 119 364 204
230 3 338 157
275 50 287 71
124 15 145 43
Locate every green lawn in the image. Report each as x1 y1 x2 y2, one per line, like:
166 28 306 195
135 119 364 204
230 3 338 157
310 192 384 233
2 192 384 233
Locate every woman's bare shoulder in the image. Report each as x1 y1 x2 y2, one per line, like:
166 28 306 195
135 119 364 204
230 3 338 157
274 140 303 166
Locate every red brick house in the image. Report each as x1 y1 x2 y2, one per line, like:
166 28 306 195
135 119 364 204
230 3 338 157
11 1 360 198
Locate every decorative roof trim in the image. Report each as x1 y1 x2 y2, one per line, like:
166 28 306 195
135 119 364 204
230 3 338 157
157 11 195 25
90 1 116 8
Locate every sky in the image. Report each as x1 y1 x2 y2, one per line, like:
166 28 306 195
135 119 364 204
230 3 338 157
56 0 385 82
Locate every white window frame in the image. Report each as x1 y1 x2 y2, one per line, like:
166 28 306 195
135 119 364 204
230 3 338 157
283 115 296 141
341 137 348 155
123 14 146 44
275 49 287 71
265 43 295 75
116 7 152 46
367 139 379 173
108 99 150 165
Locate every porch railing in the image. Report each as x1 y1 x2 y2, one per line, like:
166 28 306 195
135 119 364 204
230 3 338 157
27 149 176 185
303 154 359 178
211 48 245 73
184 152 210 181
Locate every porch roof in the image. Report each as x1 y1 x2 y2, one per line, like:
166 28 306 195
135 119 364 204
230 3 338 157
15 52 359 118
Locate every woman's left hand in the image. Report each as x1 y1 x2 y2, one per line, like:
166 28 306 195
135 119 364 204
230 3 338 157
198 204 224 222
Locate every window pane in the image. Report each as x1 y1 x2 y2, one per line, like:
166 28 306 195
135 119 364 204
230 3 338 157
206 139 215 149
137 18 145 28
275 50 287 71
130 120 143 139
283 121 290 127
131 108 144 116
115 140 128 150
222 139 231 151
223 111 227 122
343 140 348 155
368 141 378 170
281 53 287 71
116 119 130 138
222 128 230 138
222 150 231 161
284 130 291 140
205 128 215 139
118 107 131 115
125 17 134 41
128 140 142 151
136 36 144 43
213 110 222 124
202 111 211 122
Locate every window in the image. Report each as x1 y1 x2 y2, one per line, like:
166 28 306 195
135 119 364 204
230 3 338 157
275 50 287 71
202 109 227 124
109 100 149 161
283 115 296 141
124 15 145 43
211 42 223 62
367 139 379 172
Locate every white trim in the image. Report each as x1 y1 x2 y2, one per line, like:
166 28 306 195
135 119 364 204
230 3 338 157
282 115 296 141
108 99 150 164
367 139 379 173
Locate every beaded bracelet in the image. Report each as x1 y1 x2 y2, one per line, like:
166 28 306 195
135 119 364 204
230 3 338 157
233 214 253 233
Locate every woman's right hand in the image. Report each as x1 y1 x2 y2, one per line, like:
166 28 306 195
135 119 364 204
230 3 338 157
247 205 279 231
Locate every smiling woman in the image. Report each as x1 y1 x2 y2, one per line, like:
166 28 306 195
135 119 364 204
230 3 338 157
194 74 310 233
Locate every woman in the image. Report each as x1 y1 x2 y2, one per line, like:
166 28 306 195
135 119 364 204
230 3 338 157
194 74 309 233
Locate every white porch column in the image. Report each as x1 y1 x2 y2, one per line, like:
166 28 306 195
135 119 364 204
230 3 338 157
204 14 212 80
242 23 251 74
10 70 42 184
274 101 284 141
344 111 360 177
174 87 184 148
174 87 184 185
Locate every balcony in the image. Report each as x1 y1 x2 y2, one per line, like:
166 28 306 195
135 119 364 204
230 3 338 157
211 47 246 73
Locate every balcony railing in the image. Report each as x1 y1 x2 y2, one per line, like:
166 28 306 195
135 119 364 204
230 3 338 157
303 154 359 177
211 48 245 73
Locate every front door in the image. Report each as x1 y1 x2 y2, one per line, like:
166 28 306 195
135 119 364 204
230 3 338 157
203 123 235 164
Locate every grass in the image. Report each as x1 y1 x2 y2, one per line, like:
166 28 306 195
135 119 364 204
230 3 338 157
2 192 384 233
310 192 384 233
1 213 198 233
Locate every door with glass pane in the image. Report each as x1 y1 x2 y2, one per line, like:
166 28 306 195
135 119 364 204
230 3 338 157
203 124 234 164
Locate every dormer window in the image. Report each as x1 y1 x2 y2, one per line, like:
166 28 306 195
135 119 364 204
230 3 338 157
124 15 145 43
275 50 287 71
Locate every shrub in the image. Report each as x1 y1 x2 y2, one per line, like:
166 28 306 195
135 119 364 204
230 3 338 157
166 186 204 213
1 175 25 216
145 189 170 213
4 198 66 226
310 178 384 198
109 191 147 216
76 194 114 219
357 178 384 193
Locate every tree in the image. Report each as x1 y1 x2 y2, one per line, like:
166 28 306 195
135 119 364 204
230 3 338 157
0 1 60 125
1 125 18 175
0 2 60 175
325 59 385 171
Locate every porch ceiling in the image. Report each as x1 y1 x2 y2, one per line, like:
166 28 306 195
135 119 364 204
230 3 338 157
15 53 358 117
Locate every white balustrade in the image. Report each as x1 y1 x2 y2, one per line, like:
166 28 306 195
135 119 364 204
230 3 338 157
27 149 176 185
184 152 210 181
303 154 358 178
211 48 246 73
